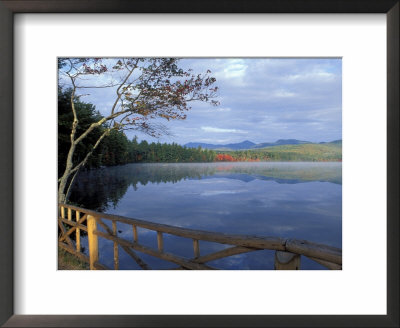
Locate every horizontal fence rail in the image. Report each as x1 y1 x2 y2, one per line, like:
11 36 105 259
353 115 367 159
58 203 342 270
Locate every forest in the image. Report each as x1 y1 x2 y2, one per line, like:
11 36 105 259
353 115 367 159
58 88 217 177
58 88 342 179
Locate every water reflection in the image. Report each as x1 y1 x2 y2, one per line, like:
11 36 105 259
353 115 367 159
69 162 342 270
70 162 341 211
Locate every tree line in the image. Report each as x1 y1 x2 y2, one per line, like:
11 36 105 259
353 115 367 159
58 88 217 178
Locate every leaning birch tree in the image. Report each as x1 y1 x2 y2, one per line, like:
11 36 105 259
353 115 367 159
58 58 218 203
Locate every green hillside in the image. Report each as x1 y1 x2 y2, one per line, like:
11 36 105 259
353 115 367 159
217 141 342 162
260 142 342 161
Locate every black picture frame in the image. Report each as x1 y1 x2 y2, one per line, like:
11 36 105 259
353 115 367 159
0 1 398 327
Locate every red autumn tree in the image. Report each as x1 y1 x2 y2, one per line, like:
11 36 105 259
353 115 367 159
216 154 235 162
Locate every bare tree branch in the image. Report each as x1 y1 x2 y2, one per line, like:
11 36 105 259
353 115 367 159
58 57 219 203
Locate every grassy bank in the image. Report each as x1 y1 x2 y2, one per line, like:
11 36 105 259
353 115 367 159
260 143 342 161
58 248 89 270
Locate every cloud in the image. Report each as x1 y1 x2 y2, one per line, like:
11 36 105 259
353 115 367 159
287 70 336 81
222 59 248 78
273 89 296 98
194 106 232 114
215 107 232 112
201 126 246 134
62 57 342 144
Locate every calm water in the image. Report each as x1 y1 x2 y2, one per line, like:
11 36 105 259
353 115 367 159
70 162 342 270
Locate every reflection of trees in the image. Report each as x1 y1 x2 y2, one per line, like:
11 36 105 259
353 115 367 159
218 163 342 185
69 163 342 211
69 170 130 211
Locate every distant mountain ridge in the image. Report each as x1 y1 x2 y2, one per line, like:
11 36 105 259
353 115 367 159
252 139 310 149
184 139 341 150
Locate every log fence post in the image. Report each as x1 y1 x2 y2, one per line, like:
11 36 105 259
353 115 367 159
76 211 81 252
87 215 99 270
133 225 138 242
157 231 163 252
112 221 119 270
193 239 200 258
274 251 301 270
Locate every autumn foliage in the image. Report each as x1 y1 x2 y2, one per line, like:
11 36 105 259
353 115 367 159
215 154 235 161
215 153 261 162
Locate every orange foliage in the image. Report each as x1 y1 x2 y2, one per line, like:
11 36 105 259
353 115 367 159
215 154 235 162
214 154 262 162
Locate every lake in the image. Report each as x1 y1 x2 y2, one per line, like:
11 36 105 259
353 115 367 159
69 162 342 270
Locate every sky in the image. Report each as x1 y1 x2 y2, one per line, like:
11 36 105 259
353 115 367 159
63 58 342 145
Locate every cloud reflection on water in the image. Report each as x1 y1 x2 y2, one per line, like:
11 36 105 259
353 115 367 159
71 162 341 269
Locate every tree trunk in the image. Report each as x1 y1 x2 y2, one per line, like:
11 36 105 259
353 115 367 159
58 167 72 204
58 140 77 204
58 129 109 204
58 178 68 204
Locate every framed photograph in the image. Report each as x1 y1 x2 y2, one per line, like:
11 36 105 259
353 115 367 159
1 0 398 327
56 56 343 273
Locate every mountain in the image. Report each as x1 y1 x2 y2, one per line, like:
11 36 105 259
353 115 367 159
319 140 342 145
252 139 310 149
184 139 315 150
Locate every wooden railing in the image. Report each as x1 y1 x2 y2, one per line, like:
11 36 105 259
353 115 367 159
58 203 342 270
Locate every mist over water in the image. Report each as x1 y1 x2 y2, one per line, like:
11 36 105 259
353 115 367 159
70 162 342 270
